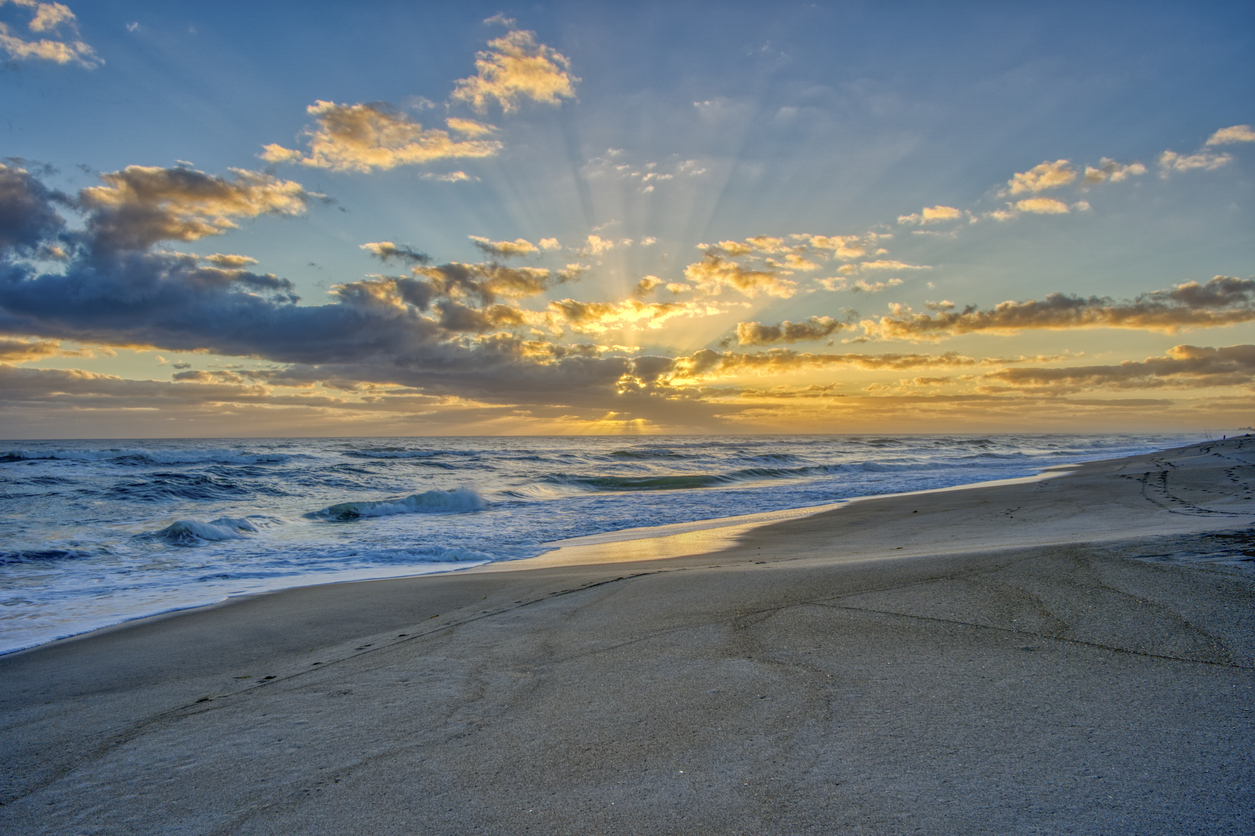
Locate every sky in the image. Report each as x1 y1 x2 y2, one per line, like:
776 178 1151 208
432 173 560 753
0 0 1252 437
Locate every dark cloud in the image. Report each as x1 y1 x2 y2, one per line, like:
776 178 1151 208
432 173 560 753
728 316 847 347
863 276 1255 341
982 344 1255 391
0 166 697 417
0 163 66 254
78 165 314 252
360 241 430 265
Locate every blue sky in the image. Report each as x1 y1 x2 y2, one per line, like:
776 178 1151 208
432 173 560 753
1 1 1252 436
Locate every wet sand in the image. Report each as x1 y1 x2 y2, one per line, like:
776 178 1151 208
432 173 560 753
2 437 1253 834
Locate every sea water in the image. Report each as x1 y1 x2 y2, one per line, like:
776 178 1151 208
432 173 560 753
0 433 1195 654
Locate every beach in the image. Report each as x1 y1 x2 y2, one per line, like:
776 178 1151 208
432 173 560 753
2 437 1253 834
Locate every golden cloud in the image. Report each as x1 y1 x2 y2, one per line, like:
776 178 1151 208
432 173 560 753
666 348 994 382
262 101 502 172
862 276 1255 341
731 316 847 346
632 276 664 298
1158 148 1233 174
897 205 963 225
546 298 715 334
469 236 541 258
683 253 796 298
80 166 312 249
1014 197 1070 214
445 117 498 138
803 235 866 259
1083 158 1147 183
820 277 903 293
0 336 64 362
1007 160 1076 195
1205 125 1255 146
360 241 429 264
0 0 98 67
982 344 1255 391
451 29 578 114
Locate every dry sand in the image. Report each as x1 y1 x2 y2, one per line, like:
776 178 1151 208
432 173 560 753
2 437 1253 835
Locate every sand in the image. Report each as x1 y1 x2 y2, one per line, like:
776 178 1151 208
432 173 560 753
2 438 1253 835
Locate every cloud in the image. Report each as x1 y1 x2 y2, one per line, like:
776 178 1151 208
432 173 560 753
1083 158 1147 184
683 252 796 298
262 101 502 173
799 234 865 260
665 348 994 382
0 336 65 361
1205 125 1255 146
539 238 560 250
730 316 848 346
76 165 313 251
360 241 430 265
0 0 98 67
420 170 475 182
444 117 497 138
451 29 577 114
632 275 663 298
773 253 819 271
820 277 903 293
987 197 1077 221
982 344 1255 392
1014 197 1070 215
0 163 66 254
1159 148 1232 175
837 259 930 275
580 152 704 193
201 253 258 269
897 205 963 225
469 236 540 258
409 261 571 306
546 298 716 335
1007 160 1076 195
1 168 732 422
580 234 618 256
862 276 1255 341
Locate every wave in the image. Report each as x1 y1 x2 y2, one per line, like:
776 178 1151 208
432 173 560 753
108 473 256 502
311 487 488 521
741 453 800 463
139 516 267 546
609 448 691 460
345 448 479 460
0 448 293 466
0 548 93 566
541 464 845 493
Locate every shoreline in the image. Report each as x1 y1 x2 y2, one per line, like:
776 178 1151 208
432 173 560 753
0 463 1078 658
2 437 1253 834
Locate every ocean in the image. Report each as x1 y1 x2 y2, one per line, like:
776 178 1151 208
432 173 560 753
0 433 1196 654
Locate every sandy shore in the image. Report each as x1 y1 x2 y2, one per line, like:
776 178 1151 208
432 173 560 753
2 438 1254 835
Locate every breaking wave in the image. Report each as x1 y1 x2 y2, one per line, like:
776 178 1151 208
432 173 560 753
311 487 489 521
140 516 269 546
